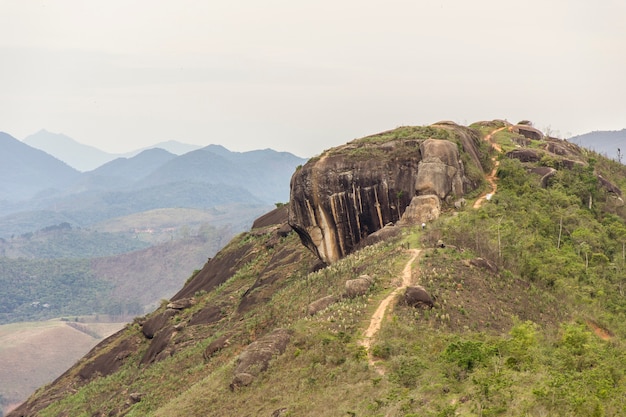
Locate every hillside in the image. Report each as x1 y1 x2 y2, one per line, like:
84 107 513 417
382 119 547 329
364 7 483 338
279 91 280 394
10 120 626 417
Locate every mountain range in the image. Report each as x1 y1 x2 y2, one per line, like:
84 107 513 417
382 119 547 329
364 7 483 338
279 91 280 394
23 130 202 172
0 131 306 237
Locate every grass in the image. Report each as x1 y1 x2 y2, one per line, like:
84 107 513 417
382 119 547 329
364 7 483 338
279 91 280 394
18 120 626 417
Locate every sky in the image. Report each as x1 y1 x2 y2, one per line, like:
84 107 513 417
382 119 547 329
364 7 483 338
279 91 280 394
1 0 625 158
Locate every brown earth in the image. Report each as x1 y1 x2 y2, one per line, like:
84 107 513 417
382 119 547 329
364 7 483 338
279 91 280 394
359 249 421 374
0 320 125 415
473 126 506 209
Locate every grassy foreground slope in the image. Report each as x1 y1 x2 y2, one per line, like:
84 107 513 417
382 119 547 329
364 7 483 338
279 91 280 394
11 122 626 417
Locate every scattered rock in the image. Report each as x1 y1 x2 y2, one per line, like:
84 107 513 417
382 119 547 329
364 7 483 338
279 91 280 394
308 295 337 316
506 149 540 163
167 298 195 310
203 335 231 361
129 393 144 404
598 175 622 196
141 309 177 339
344 275 374 298
404 286 434 309
512 125 543 141
454 198 467 209
469 257 499 273
188 304 223 326
141 326 175 364
231 328 292 389
271 408 289 417
528 167 556 188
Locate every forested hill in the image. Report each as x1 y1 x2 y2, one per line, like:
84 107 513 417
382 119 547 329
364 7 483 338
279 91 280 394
10 120 626 417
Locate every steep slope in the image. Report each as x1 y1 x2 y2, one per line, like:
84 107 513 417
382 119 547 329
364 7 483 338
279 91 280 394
0 132 80 202
10 120 626 417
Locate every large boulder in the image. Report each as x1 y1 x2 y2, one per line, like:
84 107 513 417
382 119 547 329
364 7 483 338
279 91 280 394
398 195 441 226
308 295 337 315
415 139 465 199
404 286 434 309
512 125 543 141
231 328 291 389
344 275 374 298
289 124 485 263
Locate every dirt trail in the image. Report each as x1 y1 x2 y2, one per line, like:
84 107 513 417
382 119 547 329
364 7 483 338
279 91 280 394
587 320 613 341
473 126 507 209
359 249 421 374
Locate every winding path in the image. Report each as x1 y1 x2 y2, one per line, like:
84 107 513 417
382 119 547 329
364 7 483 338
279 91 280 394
359 249 421 374
473 126 506 209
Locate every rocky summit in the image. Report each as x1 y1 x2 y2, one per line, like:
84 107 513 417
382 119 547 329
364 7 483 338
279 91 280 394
289 122 488 263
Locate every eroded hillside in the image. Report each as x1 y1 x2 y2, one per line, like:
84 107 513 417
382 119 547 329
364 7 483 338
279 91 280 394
10 120 626 417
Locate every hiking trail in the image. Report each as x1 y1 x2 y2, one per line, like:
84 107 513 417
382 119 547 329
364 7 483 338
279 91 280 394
359 248 421 374
473 126 506 209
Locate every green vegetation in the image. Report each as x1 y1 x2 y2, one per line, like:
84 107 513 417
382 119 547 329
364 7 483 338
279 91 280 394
0 258 113 324
16 124 626 416
0 224 150 259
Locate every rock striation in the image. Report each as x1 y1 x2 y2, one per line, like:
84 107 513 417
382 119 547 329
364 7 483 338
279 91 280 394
289 124 486 263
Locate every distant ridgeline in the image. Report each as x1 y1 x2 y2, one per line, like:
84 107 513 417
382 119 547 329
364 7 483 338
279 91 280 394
568 128 626 163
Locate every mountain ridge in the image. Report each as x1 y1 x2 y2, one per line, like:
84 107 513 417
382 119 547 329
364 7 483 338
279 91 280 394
23 130 203 172
10 119 626 416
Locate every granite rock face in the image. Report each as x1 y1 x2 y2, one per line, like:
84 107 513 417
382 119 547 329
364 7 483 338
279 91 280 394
289 124 485 263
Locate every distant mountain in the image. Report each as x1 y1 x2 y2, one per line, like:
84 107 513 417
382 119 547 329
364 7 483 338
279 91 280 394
23 130 203 172
0 132 80 202
23 130 118 172
0 136 304 237
138 146 306 203
133 140 202 156
568 129 626 162
71 148 177 192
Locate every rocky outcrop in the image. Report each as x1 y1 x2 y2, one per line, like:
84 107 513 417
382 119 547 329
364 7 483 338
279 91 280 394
512 125 544 141
398 195 441 226
231 328 291 389
529 167 557 188
506 149 541 163
289 124 485 263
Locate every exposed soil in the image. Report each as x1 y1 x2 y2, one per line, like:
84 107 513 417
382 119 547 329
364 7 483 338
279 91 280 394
359 249 421 374
473 127 506 209
587 320 613 341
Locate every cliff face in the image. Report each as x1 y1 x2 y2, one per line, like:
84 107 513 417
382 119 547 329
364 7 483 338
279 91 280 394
289 123 486 263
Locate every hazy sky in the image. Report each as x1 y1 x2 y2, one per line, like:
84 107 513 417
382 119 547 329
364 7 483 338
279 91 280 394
1 0 624 157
